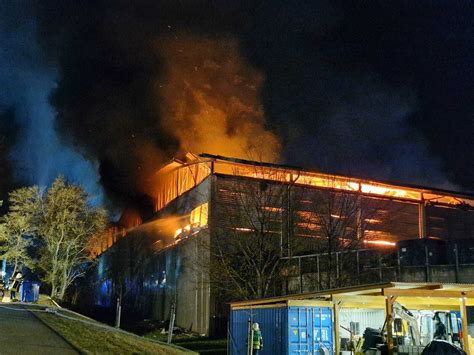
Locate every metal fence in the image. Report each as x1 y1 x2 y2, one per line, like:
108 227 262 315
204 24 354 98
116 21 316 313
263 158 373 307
281 247 474 294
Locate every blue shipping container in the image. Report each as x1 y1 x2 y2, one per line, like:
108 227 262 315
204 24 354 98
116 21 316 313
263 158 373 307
230 305 333 354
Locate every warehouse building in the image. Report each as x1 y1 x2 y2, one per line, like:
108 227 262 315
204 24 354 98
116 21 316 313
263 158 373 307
89 153 474 336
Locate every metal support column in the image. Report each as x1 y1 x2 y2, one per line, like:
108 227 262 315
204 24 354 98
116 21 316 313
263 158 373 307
418 200 426 239
356 251 361 285
460 297 470 354
286 184 292 257
424 243 430 282
378 253 383 282
356 196 363 241
397 249 401 282
298 257 303 293
333 301 340 355
385 296 395 355
316 255 320 290
454 243 460 283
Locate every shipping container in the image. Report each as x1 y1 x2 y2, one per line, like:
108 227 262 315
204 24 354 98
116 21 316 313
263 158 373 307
229 302 333 355
19 281 40 303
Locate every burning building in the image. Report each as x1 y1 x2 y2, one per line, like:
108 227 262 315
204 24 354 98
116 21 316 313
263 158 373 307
88 153 474 336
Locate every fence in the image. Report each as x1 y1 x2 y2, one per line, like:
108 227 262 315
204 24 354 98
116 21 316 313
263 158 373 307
281 245 474 294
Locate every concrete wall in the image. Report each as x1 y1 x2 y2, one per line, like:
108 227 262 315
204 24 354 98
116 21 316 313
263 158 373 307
155 233 211 335
86 177 213 334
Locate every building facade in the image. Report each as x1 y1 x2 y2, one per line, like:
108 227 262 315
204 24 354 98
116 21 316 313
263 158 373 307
87 153 474 335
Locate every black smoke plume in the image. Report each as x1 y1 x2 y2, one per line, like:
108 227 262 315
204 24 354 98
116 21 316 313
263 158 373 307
34 0 472 214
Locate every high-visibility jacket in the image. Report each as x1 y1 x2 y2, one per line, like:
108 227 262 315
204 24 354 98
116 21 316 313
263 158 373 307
253 329 263 350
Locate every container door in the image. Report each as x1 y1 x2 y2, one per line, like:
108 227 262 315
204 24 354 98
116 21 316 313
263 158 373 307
230 307 284 355
448 311 461 344
288 306 312 353
313 307 333 354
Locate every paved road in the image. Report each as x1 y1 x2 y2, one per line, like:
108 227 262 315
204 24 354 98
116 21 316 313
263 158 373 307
0 303 78 355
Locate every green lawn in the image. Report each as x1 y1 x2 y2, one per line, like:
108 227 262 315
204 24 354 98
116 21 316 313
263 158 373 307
36 294 58 307
35 311 195 354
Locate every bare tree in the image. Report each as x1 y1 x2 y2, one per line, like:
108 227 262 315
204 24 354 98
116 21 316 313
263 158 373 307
290 177 411 290
292 186 365 289
200 164 301 301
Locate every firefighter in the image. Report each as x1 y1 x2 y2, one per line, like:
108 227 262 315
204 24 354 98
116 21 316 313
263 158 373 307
252 322 263 354
433 314 447 340
9 272 23 301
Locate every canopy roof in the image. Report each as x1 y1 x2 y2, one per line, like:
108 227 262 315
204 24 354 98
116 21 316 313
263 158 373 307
230 282 474 310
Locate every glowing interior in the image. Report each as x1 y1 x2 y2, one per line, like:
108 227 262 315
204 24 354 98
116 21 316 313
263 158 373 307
154 156 474 214
174 202 209 240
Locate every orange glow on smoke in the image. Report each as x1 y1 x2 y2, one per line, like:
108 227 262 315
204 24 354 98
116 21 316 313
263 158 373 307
157 36 281 164
118 207 142 228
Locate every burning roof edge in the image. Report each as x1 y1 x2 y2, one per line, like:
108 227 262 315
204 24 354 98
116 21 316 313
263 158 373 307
198 153 474 201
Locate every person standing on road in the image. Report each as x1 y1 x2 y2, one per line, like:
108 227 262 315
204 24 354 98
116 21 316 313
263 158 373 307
252 322 263 354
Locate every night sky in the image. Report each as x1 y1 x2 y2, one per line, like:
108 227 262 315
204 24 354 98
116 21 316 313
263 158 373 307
0 1 472 211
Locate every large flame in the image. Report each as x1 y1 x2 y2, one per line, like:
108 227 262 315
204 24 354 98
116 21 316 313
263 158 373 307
156 35 281 162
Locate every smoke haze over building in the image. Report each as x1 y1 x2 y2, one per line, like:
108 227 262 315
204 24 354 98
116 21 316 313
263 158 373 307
0 1 472 212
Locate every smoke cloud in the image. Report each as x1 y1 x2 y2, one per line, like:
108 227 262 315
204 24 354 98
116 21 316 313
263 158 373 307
0 109 19 205
0 2 104 204
281 75 456 189
35 2 280 210
4 0 464 213
157 36 280 162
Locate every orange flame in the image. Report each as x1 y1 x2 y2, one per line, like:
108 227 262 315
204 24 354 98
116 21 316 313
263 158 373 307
156 36 281 163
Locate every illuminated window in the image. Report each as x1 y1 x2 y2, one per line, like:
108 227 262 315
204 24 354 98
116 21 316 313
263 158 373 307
190 203 208 227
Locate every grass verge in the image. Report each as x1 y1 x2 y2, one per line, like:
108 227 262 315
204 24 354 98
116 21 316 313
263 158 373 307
144 331 227 354
35 311 195 354
36 294 58 307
